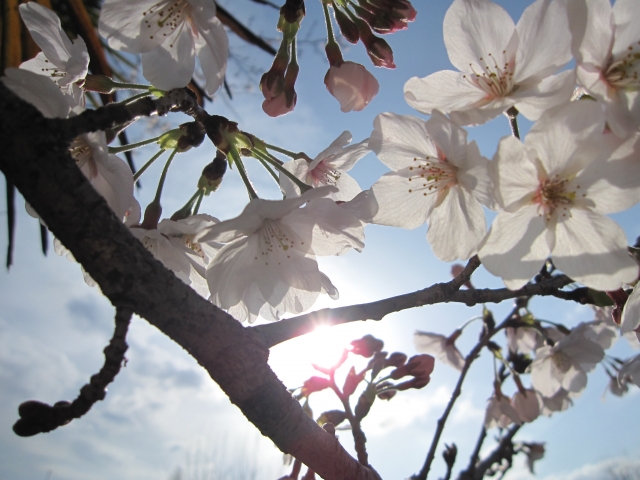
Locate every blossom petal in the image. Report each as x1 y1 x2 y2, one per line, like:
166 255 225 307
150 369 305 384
19 2 75 69
369 113 439 170
513 70 575 121
479 206 550 290
427 186 486 261
2 68 71 119
491 136 538 211
568 0 613 68
141 30 195 90
551 209 637 290
443 0 515 73
611 0 640 59
621 284 640 334
404 71 490 117
98 0 163 53
192 11 228 95
514 0 571 82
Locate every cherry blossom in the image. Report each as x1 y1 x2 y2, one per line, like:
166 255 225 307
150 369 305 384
506 326 542 354
540 388 573 416
404 0 574 125
18 2 89 101
414 330 465 371
618 353 640 388
131 214 220 297
520 442 545 473
530 327 605 398
2 69 134 221
621 283 640 336
280 131 370 201
511 389 542 423
195 187 364 322
484 394 521 429
369 111 492 261
324 61 379 112
478 101 639 291
99 0 228 95
568 0 640 138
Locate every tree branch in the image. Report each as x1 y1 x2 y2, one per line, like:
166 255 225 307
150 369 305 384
0 82 380 480
252 264 575 348
13 307 132 436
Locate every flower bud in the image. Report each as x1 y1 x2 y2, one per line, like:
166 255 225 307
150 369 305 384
353 17 396 68
384 352 408 368
350 334 384 357
301 376 331 396
198 151 228 196
333 6 360 43
81 74 118 94
324 61 379 112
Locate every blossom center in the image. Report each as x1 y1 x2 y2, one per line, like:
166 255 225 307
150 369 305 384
181 234 203 257
256 220 301 266
463 51 516 99
309 159 341 187
69 136 98 178
407 153 458 197
605 42 640 89
551 351 572 374
142 0 190 47
532 175 578 220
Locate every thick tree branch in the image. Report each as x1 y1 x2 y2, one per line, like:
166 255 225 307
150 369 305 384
252 264 575 348
0 83 380 480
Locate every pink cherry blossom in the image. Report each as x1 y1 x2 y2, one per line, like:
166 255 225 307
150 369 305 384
324 61 379 112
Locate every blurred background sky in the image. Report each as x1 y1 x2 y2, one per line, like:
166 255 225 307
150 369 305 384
1 0 639 479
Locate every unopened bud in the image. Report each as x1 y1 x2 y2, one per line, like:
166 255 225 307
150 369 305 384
350 334 384 357
301 376 331 396
442 443 457 470
82 74 118 94
334 6 360 43
177 121 205 152
198 152 228 196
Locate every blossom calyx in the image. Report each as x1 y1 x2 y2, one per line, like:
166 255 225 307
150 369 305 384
198 152 228 196
81 74 119 94
353 17 395 68
279 0 305 32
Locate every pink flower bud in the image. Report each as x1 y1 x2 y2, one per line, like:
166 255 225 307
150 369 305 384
350 334 384 357
301 376 331 396
324 62 379 112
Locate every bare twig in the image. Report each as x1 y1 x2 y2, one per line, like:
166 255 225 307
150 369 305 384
458 425 521 480
251 264 577 349
13 307 132 436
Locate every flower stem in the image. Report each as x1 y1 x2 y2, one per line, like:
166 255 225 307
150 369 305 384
264 143 301 160
322 2 338 47
124 91 152 105
193 190 204 214
109 135 163 154
253 153 281 185
254 149 312 194
133 149 165 183
505 106 520 139
154 149 178 203
234 156 259 200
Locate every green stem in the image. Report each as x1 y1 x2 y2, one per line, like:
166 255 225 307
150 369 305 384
154 149 178 203
254 149 312 194
133 149 166 182
234 156 259 200
253 154 281 185
109 135 162 154
193 190 204 214
322 2 338 47
124 91 152 105
264 143 301 160
110 81 151 90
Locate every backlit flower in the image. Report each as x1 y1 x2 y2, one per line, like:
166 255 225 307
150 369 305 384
369 111 492 261
568 0 640 138
99 0 228 95
325 61 379 112
479 101 638 290
414 330 465 371
404 0 574 125
280 131 370 201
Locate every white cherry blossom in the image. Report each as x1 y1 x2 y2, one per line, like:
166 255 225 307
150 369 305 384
280 131 370 202
368 111 492 261
414 331 465 371
404 0 574 125
2 69 134 221
511 389 543 423
568 0 640 138
540 388 573 416
621 283 640 336
131 214 220 297
195 187 364 323
99 0 228 95
19 2 89 101
479 101 639 291
484 394 521 429
530 327 605 398
618 353 640 388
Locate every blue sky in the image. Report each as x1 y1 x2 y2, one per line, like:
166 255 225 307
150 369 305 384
1 0 639 479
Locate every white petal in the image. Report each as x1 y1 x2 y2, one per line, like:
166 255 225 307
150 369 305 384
141 30 195 90
2 68 71 119
560 366 587 394
192 13 228 95
479 206 550 290
621 284 640 334
98 0 165 53
19 3 74 68
92 154 135 220
512 70 575 121
427 186 486 262
526 101 605 177
551 209 637 290
370 170 437 229
443 0 516 73
568 0 613 68
369 113 439 171
404 71 490 117
311 131 353 169
514 0 571 82
327 139 370 173
531 355 562 398
611 0 640 59
279 158 309 198
491 136 538 211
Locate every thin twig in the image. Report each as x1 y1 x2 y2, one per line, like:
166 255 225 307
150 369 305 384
13 307 132 436
251 262 579 348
